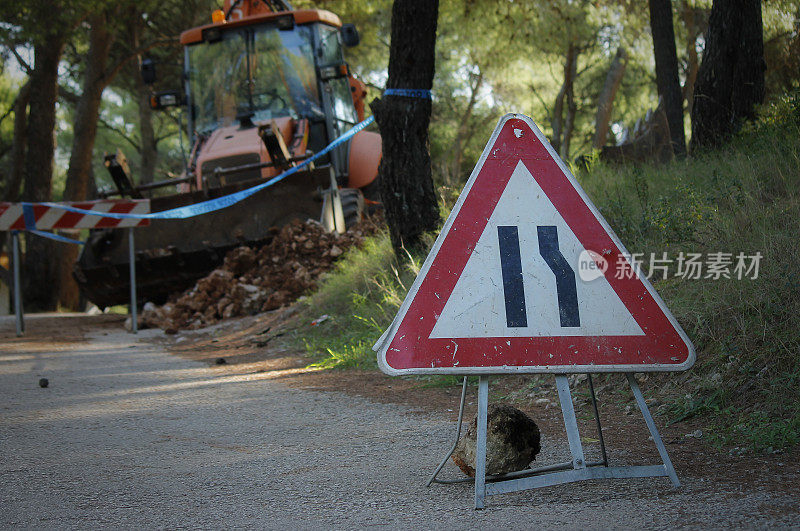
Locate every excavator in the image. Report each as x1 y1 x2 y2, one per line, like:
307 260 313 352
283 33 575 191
74 0 382 308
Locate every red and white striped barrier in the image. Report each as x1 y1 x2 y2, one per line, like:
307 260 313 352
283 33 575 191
0 200 150 230
1 199 150 337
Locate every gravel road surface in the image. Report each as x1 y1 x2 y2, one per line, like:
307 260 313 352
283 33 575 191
1 316 798 528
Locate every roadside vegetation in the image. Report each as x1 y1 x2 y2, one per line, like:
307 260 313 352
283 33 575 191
297 94 800 453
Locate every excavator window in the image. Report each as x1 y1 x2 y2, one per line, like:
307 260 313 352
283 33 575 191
317 25 358 129
187 22 323 134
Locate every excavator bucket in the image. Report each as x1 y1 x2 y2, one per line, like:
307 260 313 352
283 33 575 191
74 167 332 308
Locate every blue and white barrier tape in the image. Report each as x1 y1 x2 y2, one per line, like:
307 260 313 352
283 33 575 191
20 203 85 245
28 230 85 245
41 115 375 221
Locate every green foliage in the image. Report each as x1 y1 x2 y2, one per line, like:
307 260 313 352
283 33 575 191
580 93 800 451
0 66 20 196
297 231 422 370
87 90 187 191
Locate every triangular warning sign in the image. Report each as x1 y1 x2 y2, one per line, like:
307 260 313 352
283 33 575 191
374 114 694 375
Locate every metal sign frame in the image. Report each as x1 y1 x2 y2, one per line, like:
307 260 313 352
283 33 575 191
374 114 695 375
428 373 680 510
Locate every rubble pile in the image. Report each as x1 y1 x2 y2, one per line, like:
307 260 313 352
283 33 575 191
141 217 380 332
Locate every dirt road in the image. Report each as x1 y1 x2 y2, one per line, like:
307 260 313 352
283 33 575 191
1 314 798 528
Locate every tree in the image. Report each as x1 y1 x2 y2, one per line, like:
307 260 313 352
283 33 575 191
593 47 627 149
649 0 686 157
690 0 766 151
4 80 29 202
55 11 118 310
57 3 176 309
551 40 579 158
678 1 708 117
369 0 440 256
14 2 73 311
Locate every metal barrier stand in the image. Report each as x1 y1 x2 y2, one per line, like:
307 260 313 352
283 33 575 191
428 373 680 510
129 227 137 334
7 228 138 336
12 231 23 336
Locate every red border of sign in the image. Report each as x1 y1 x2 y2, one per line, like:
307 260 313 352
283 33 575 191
374 114 695 375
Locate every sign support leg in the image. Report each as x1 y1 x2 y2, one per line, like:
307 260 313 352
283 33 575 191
626 373 679 487
587 374 608 466
12 231 23 337
128 227 137 334
474 375 489 510
427 373 680 508
555 375 585 469
427 376 469 487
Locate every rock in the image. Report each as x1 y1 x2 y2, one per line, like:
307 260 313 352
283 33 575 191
139 215 383 331
215 357 226 365
223 246 257 276
38 378 49 388
451 405 541 477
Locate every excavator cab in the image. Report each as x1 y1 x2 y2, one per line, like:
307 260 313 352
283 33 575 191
181 9 366 190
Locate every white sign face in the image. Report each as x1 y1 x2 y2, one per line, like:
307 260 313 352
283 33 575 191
375 113 695 376
430 161 643 339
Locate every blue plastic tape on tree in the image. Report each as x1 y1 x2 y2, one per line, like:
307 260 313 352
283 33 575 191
383 88 432 99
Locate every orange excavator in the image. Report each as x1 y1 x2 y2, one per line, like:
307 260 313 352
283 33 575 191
75 0 382 308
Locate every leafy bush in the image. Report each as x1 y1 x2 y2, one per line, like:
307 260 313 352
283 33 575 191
578 93 800 451
297 232 422 370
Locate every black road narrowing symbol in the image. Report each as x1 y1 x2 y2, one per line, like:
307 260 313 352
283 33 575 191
497 225 581 328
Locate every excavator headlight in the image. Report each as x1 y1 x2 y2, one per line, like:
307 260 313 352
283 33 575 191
150 90 185 110
319 63 350 81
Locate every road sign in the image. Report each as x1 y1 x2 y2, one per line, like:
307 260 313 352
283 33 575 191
374 114 694 375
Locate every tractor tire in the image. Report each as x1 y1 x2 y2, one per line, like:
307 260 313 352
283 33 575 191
358 177 383 216
340 188 365 229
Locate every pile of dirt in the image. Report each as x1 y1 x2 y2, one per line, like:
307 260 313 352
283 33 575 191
140 217 381 332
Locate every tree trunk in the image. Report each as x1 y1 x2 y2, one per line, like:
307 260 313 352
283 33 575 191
132 19 158 186
679 1 704 117
369 0 440 256
443 68 483 185
649 0 687 157
59 13 116 311
682 43 699 116
551 42 577 156
22 36 68 311
6 81 30 202
690 0 765 151
135 63 158 185
562 58 578 160
593 47 627 149
63 14 115 202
